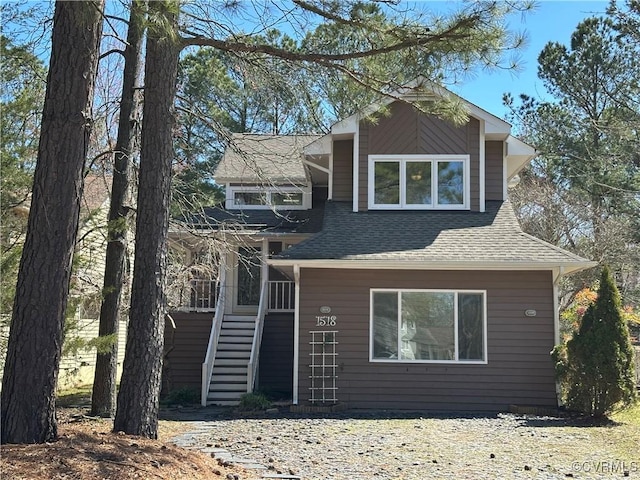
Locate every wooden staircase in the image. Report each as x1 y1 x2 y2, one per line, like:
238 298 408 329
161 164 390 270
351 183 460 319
207 315 255 406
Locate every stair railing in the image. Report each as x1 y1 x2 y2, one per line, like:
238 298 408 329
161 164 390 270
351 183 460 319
201 268 226 406
247 278 268 393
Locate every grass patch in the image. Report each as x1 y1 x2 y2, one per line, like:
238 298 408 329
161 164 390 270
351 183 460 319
610 400 640 426
56 384 93 407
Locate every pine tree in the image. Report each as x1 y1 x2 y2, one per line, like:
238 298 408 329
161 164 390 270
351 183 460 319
554 266 637 416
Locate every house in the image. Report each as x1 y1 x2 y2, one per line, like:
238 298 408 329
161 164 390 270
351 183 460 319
0 173 130 388
60 173 130 388
166 81 595 411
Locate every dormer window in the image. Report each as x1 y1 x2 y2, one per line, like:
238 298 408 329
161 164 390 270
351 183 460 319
368 155 470 210
226 185 310 210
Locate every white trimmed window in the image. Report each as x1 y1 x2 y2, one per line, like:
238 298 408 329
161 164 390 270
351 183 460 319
368 155 470 210
370 289 487 363
225 185 311 210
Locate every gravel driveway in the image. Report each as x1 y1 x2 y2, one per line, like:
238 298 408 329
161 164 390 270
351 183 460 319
167 409 640 480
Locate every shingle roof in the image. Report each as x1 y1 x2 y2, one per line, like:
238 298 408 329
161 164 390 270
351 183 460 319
178 203 325 235
275 201 593 268
214 134 322 183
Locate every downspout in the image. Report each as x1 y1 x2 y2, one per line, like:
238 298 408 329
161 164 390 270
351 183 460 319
553 266 564 407
293 264 300 404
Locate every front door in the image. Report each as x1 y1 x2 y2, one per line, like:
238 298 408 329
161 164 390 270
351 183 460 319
234 246 261 311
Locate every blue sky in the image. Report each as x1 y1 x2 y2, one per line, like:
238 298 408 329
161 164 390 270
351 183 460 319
451 1 610 120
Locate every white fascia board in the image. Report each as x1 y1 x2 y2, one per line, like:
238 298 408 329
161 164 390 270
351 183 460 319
506 135 538 179
331 115 358 135
303 159 330 174
304 134 332 156
479 120 486 212
268 258 597 275
327 77 513 139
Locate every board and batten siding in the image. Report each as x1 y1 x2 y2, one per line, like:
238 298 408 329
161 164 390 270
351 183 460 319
332 139 353 201
163 311 212 394
357 102 482 211
297 269 557 411
259 312 294 396
485 140 505 201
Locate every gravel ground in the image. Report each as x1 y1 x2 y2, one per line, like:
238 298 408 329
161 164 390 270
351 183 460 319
167 409 640 480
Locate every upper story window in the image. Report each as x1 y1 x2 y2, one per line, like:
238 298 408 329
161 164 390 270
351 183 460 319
368 155 470 210
226 185 310 210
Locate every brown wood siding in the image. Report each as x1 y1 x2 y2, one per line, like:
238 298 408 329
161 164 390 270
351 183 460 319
332 139 353 201
357 102 481 211
485 141 504 201
259 312 294 397
297 269 556 411
162 311 211 394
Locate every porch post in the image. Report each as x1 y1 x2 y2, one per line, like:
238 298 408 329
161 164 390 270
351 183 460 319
293 264 300 404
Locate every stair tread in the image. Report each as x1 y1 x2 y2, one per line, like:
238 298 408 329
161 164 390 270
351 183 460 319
208 390 246 397
217 343 251 352
209 373 247 386
214 359 248 365
207 400 240 406
216 351 251 358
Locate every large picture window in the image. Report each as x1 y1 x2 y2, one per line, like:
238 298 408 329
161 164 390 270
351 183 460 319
371 289 486 363
369 155 469 210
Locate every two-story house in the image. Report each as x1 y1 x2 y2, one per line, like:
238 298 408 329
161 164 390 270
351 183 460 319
166 81 595 411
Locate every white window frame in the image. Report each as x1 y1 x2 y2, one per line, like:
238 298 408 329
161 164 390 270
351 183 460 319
367 154 470 210
225 185 311 210
369 288 488 364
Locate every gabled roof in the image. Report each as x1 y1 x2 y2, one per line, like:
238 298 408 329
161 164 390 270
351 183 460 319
318 78 537 178
214 133 322 184
270 201 595 274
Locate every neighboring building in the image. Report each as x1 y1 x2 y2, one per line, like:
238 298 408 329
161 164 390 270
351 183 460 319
166 81 595 410
59 173 129 388
0 174 130 389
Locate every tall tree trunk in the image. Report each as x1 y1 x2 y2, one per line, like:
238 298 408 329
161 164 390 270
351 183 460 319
91 0 145 418
0 0 104 444
113 0 180 438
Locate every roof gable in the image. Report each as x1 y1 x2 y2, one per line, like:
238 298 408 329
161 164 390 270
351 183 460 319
215 133 321 184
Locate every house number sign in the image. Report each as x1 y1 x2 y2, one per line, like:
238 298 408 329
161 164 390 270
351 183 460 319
316 306 336 326
315 315 337 327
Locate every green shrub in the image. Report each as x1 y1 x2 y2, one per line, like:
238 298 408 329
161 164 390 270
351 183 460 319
553 266 637 416
238 392 272 411
161 387 200 406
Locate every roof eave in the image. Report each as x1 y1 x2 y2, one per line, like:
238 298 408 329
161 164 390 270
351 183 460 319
268 258 597 275
506 135 538 179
